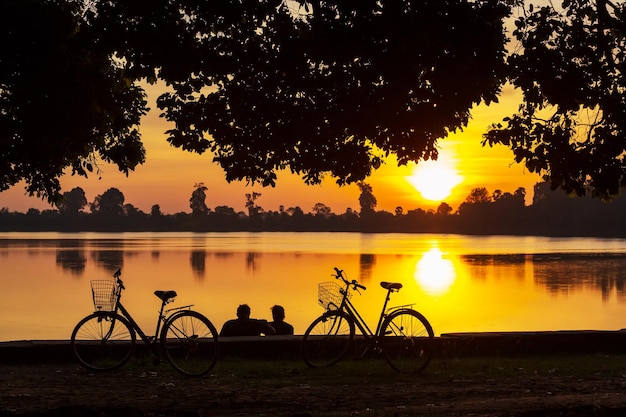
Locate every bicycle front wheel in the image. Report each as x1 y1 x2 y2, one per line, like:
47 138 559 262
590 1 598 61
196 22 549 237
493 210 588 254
301 310 354 368
71 312 136 371
381 309 434 373
160 310 219 377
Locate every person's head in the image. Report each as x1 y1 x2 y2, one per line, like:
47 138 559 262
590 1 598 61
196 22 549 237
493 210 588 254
271 305 285 322
236 304 251 319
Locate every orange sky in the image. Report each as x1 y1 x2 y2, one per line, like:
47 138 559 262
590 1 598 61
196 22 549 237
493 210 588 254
0 83 541 215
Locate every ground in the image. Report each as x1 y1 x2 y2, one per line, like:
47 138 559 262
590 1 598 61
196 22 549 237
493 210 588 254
3 355 626 417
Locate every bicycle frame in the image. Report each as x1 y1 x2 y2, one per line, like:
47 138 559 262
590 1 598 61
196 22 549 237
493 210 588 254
333 275 412 339
105 273 192 359
302 268 433 373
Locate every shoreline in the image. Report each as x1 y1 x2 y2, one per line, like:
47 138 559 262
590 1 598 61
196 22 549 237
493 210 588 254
4 329 626 364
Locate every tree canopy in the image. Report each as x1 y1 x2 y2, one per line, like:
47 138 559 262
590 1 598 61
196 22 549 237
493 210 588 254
0 0 147 204
484 0 626 199
1 0 624 204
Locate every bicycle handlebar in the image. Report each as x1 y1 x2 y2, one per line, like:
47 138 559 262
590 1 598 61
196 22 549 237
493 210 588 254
333 267 367 291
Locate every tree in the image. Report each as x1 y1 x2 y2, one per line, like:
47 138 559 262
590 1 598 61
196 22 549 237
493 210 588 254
357 182 377 215
214 205 237 216
464 187 492 204
123 203 142 216
492 188 524 205
491 187 526 215
311 202 332 217
151 205 162 216
11 1 624 202
457 187 493 221
436 202 453 216
156 1 511 188
90 188 125 216
57 187 87 215
0 0 147 204
245 192 263 217
189 183 209 216
287 206 305 218
2 0 510 202
484 0 626 199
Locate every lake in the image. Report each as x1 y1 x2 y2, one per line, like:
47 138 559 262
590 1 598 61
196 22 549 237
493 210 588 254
2 232 626 342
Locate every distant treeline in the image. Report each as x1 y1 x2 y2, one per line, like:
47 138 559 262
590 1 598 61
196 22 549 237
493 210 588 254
1 182 625 237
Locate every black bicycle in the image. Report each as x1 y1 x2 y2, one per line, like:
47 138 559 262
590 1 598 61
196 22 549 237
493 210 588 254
71 269 218 376
301 267 434 373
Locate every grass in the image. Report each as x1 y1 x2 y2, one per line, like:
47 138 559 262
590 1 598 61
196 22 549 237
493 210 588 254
163 352 626 384
429 354 626 380
110 349 626 400
22 352 626 417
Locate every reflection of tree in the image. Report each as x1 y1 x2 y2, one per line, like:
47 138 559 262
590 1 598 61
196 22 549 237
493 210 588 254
190 250 206 280
533 254 626 302
461 254 527 282
55 239 86 276
246 252 259 272
359 254 375 283
90 250 123 273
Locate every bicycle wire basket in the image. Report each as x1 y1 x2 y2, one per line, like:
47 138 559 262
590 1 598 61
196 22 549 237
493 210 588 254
90 280 119 312
317 281 349 310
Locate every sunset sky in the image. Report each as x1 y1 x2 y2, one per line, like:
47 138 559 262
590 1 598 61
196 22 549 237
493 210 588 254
0 82 542 215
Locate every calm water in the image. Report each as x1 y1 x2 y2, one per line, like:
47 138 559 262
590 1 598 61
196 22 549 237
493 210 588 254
2 232 626 342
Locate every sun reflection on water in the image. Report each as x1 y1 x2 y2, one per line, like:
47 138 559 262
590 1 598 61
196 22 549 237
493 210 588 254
414 248 456 296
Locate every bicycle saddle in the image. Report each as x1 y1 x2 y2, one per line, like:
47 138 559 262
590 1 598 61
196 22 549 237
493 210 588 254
154 290 177 302
380 282 402 291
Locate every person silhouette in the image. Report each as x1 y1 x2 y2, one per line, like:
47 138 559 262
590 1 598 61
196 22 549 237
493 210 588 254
219 304 276 336
269 305 294 335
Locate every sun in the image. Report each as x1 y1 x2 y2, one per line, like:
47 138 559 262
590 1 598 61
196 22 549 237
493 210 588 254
406 160 463 202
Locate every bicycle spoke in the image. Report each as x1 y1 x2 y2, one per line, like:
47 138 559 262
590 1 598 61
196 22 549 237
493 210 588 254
161 311 218 377
382 310 433 373
71 312 135 371
301 311 354 368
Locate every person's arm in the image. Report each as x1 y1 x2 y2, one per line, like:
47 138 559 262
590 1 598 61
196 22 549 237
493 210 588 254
257 319 276 335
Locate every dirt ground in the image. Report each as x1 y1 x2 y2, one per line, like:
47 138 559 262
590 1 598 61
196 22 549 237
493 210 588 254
3 358 626 417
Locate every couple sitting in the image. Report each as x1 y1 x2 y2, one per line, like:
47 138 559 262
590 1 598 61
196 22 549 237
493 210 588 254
219 304 294 336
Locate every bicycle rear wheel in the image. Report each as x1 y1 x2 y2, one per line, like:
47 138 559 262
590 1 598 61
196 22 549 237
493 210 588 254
160 310 219 377
301 310 354 368
381 309 434 373
71 312 136 371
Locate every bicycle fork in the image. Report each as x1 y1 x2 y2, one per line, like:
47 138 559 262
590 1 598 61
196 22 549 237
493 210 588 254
96 314 117 344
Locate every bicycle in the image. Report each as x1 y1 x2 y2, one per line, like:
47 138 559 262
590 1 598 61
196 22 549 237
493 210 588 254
70 269 219 377
301 267 434 373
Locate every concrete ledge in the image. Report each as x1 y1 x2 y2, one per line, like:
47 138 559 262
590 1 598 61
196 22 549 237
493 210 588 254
0 340 72 364
217 335 301 359
438 330 626 357
3 330 626 364
0 336 303 364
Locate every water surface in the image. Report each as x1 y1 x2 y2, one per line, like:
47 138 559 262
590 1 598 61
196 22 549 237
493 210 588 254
2 232 626 341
